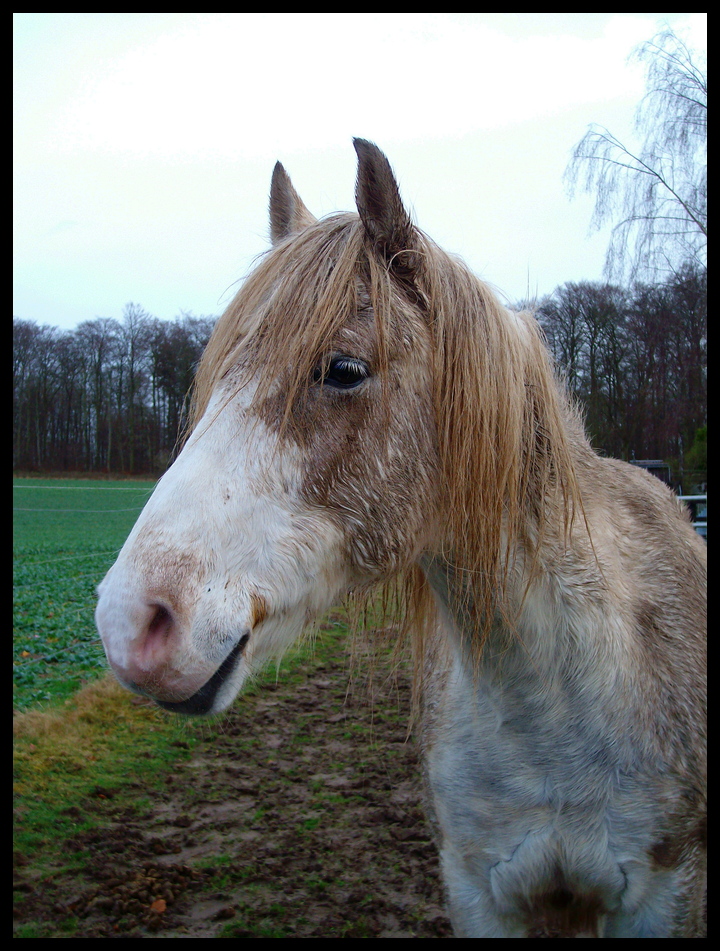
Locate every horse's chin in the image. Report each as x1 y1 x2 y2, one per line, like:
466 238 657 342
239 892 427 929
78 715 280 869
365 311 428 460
120 637 249 717
155 640 246 715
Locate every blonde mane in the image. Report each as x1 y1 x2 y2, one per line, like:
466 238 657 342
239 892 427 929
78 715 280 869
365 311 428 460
189 211 585 647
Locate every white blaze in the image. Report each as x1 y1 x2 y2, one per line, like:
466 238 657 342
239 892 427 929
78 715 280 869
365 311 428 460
95 383 348 713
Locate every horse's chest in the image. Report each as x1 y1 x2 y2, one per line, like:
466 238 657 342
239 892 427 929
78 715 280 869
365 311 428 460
425 669 610 840
420 654 634 926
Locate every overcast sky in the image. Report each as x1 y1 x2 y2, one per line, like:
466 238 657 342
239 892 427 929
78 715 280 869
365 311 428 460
14 13 706 331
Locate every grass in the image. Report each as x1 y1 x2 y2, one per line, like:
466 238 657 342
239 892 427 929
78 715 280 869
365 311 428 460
13 477 156 711
13 676 198 863
13 476 201 876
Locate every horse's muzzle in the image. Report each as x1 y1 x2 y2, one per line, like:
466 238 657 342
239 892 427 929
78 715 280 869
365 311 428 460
154 633 250 715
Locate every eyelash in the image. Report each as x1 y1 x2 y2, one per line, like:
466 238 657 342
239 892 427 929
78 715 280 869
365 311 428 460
312 355 370 390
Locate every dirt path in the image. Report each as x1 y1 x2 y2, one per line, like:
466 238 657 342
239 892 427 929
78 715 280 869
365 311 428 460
14 633 452 938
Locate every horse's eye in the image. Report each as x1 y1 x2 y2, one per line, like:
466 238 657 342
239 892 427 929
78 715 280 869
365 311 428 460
313 356 370 390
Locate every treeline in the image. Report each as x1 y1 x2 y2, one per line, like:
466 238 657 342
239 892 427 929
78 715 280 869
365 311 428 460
532 262 706 489
13 304 215 475
13 264 707 487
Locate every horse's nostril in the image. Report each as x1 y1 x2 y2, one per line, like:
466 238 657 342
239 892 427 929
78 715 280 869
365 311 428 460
148 604 173 639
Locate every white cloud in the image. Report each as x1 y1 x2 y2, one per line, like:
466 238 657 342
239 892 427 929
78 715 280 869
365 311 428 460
48 13 674 162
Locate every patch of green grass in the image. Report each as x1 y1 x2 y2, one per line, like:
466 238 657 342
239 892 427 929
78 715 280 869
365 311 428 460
13 923 45 940
13 676 202 871
13 477 156 712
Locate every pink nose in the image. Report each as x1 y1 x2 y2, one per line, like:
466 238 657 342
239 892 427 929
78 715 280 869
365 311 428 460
133 602 176 673
105 600 199 701
97 581 259 715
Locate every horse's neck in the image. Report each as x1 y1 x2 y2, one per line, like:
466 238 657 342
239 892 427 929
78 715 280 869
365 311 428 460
419 545 617 701
417 545 640 785
420 550 534 662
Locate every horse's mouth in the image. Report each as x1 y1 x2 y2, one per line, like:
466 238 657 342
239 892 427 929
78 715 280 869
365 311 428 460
155 634 249 716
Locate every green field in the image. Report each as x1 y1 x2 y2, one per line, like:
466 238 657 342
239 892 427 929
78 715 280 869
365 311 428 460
13 477 157 712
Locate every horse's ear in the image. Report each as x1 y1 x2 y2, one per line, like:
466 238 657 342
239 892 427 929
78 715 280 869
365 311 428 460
353 138 417 271
269 162 316 245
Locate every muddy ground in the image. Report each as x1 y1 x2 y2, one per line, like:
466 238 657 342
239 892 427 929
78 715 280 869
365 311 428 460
14 630 453 938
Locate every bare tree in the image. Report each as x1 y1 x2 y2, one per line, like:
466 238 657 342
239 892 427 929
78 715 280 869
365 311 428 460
13 309 216 475
566 28 707 283
535 263 705 468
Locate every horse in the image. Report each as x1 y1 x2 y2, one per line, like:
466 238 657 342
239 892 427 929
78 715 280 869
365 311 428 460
95 139 706 937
